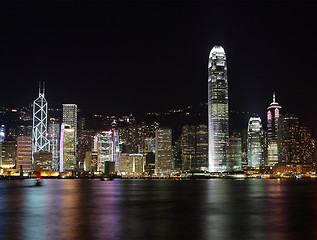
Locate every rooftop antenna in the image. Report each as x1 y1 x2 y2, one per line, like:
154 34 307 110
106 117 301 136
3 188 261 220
38 81 46 95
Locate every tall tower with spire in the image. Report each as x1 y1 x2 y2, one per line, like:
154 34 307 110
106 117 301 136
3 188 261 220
32 82 50 164
208 45 229 172
267 92 282 141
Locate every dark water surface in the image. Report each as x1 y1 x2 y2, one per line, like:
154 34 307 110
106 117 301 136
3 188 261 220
0 179 316 240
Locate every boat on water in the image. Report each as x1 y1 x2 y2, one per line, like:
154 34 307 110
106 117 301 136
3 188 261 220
100 177 114 181
35 178 42 186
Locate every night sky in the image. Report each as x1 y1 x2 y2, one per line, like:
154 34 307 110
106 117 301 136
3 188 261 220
1 1 317 133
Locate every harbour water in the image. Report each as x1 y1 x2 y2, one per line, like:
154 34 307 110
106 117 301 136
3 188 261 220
0 179 316 240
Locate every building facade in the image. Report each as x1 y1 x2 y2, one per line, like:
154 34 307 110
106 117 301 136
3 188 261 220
32 82 50 167
62 104 78 153
266 92 281 167
48 122 60 171
208 45 229 172
180 124 208 171
95 130 120 173
60 123 76 172
299 127 315 164
229 131 242 170
277 114 300 164
180 125 196 171
155 127 173 176
16 136 32 171
267 141 278 166
247 117 264 167
0 138 17 168
267 92 282 141
195 124 208 171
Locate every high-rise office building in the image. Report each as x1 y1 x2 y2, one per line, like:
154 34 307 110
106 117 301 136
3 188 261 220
96 131 114 172
241 129 248 168
32 82 50 166
180 125 208 171
208 45 229 172
173 138 182 170
145 152 155 175
16 136 32 171
84 151 98 172
267 92 281 141
155 127 173 176
277 114 300 164
77 129 95 169
48 122 60 171
229 131 242 170
119 153 144 174
60 123 76 172
180 125 196 171
62 104 78 151
247 117 264 167
62 104 77 130
195 124 208 171
267 141 278 166
33 151 52 171
95 130 120 173
0 137 16 168
0 125 5 142
299 127 315 164
266 93 281 167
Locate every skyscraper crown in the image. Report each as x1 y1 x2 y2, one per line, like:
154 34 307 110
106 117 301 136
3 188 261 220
209 45 225 58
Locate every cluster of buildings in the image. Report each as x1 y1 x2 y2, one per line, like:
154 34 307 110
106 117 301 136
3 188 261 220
207 46 316 176
0 46 315 178
0 85 175 177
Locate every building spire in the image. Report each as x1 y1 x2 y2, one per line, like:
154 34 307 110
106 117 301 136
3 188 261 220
38 81 46 96
273 91 276 103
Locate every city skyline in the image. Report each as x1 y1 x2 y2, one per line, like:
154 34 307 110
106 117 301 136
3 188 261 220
1 2 317 240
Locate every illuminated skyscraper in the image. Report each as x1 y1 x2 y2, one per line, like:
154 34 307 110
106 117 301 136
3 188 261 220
267 92 281 141
266 92 281 166
60 123 76 172
277 114 300 164
247 117 264 167
267 141 278 166
0 137 16 168
195 124 208 171
155 127 173 176
0 125 5 142
32 82 50 166
180 125 195 171
229 131 242 170
95 130 120 173
48 122 60 171
16 136 32 171
62 104 78 150
299 127 315 164
77 129 95 169
208 45 229 172
180 124 208 171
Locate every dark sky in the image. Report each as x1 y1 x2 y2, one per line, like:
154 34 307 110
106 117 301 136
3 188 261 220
1 1 317 132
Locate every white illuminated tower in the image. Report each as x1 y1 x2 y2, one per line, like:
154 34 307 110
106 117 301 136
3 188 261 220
208 45 229 172
267 92 281 141
247 117 264 167
32 82 50 163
